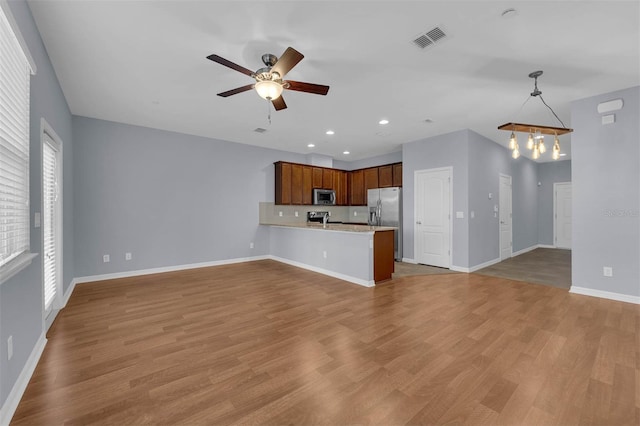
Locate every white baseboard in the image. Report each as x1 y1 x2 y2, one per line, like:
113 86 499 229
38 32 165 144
73 255 270 284
0 333 47 426
450 265 469 273
511 245 538 257
537 244 556 249
267 255 375 287
401 258 418 264
468 257 501 273
569 286 640 305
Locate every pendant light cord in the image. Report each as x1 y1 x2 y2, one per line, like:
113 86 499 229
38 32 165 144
538 94 567 129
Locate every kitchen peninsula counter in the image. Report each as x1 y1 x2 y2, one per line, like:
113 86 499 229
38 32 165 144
260 221 396 286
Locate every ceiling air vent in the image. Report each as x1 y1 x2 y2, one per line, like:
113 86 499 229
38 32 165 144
412 26 448 50
253 127 267 133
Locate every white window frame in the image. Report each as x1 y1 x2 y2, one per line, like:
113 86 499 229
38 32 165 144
0 1 37 286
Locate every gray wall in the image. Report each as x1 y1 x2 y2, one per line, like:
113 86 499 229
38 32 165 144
72 117 306 278
1 0 74 412
571 86 639 297
333 151 402 171
511 157 539 253
537 160 572 246
467 131 512 266
402 130 469 268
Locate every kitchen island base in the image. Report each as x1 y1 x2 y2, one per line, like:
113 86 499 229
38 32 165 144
265 224 395 286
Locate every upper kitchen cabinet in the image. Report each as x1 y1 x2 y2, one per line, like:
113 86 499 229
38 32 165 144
364 167 379 192
275 161 402 205
333 170 348 206
275 162 292 205
349 170 365 206
392 163 403 187
378 165 393 187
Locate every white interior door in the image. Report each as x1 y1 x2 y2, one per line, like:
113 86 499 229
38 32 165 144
43 133 62 316
499 174 512 260
555 182 572 249
415 168 451 268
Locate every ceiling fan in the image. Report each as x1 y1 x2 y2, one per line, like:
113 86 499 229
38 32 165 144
206 47 329 111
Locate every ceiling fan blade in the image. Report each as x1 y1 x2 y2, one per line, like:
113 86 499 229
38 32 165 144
272 95 287 111
207 54 254 77
285 80 330 95
271 47 304 78
217 84 254 97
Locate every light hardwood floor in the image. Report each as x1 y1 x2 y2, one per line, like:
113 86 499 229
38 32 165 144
11 260 640 425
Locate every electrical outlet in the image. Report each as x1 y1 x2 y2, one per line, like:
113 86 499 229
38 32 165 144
603 267 613 277
249 242 254 249
278 211 283 217
34 212 41 228
103 254 110 263
7 335 13 361
354 211 358 216
323 250 327 259
294 211 299 217
125 252 132 261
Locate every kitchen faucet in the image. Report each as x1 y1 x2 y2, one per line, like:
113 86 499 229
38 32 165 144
323 212 329 227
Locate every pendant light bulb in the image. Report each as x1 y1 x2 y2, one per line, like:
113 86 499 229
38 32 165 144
552 150 560 160
509 132 517 150
538 137 546 154
527 132 534 150
532 145 540 160
512 143 520 159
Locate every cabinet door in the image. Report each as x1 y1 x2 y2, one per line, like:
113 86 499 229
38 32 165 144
349 170 365 205
333 171 348 205
291 164 303 205
378 165 393 187
392 163 403 187
275 162 291 205
323 168 334 189
312 167 323 188
364 167 379 190
302 166 313 205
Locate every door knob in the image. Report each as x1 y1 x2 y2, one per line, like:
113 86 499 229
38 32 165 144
500 221 504 224
416 221 422 225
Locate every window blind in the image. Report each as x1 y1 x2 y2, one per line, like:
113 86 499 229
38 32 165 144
43 135 58 310
0 7 31 269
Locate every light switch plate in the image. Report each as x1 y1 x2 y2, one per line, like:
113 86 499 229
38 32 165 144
456 211 464 219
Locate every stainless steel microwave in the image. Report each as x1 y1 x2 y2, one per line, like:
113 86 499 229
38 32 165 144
313 188 336 205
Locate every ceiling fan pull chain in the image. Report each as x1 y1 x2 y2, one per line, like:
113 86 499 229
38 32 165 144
267 100 272 125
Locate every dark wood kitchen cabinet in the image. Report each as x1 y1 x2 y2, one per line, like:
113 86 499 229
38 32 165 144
275 160 402 205
333 170 348 206
322 168 334 190
290 163 303 205
349 169 365 206
378 165 393 188
312 167 323 188
392 163 403 187
302 166 313 205
274 162 292 205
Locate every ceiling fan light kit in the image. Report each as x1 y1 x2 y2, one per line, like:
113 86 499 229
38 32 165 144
207 46 329 112
499 70 573 160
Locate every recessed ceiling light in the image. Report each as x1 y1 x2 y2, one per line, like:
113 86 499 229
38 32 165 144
559 153 567 157
307 143 315 148
343 151 350 155
379 119 389 125
326 130 335 135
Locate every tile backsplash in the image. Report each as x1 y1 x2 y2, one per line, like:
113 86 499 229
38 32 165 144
259 202 369 225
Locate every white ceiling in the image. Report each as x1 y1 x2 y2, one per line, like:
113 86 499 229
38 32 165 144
27 1 640 162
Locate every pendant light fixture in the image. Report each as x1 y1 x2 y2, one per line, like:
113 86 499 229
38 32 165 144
498 71 573 160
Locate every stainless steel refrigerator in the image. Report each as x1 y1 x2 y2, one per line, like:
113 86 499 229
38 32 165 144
368 187 402 261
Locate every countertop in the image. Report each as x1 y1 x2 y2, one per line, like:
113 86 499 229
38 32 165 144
262 222 397 233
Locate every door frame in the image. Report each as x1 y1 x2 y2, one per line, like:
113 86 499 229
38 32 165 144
499 173 512 260
553 182 572 249
413 166 453 268
41 118 64 328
